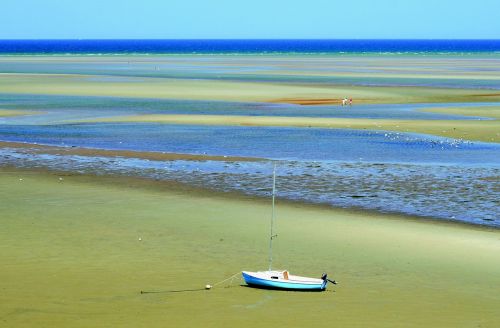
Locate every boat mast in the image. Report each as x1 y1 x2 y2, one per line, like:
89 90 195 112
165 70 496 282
268 163 276 271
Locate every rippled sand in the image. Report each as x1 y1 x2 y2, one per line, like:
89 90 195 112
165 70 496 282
2 142 499 226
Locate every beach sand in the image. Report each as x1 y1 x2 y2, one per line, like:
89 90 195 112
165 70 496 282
2 55 500 106
1 168 499 327
2 73 500 105
0 109 41 117
420 105 500 119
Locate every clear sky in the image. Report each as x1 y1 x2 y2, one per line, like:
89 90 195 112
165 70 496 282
1 0 499 39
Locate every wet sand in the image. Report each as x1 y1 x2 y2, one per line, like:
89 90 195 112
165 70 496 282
0 141 263 162
2 54 500 106
1 168 499 327
421 105 500 119
1 54 499 80
0 109 41 117
1 54 500 327
2 73 500 105
83 114 500 143
2 54 498 142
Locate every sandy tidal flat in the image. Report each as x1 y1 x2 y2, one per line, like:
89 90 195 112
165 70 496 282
85 113 500 143
1 72 500 105
1 169 499 327
0 109 41 117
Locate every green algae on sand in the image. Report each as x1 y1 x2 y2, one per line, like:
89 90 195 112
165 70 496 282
1 169 499 327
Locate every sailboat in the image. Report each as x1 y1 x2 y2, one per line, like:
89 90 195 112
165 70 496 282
242 164 336 291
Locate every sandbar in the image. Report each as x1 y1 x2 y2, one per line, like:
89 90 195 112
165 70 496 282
421 105 500 119
0 141 263 162
0 109 41 117
2 73 500 105
82 114 500 143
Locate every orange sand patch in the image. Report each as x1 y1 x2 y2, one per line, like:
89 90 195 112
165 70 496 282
269 98 375 105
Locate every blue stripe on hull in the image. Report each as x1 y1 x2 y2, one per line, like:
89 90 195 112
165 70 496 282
242 272 327 291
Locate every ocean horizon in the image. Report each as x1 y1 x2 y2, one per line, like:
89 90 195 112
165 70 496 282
1 39 500 55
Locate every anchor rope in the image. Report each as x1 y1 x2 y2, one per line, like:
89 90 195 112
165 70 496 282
211 271 242 288
140 272 242 294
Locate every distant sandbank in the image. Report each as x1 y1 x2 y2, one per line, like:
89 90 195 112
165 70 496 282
0 109 42 117
81 113 500 143
2 73 500 105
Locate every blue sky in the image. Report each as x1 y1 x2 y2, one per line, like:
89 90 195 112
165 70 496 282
1 0 499 39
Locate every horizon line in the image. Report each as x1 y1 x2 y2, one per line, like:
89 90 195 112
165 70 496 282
1 38 500 41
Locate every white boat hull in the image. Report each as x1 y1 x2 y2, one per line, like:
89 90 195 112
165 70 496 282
242 270 327 291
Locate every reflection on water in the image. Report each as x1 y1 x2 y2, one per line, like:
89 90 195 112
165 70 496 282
2 148 498 227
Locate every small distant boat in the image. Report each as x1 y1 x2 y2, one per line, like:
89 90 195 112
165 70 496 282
242 164 336 291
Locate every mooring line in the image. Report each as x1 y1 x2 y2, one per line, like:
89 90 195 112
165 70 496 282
140 271 242 294
140 288 205 294
210 272 242 288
